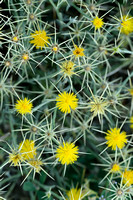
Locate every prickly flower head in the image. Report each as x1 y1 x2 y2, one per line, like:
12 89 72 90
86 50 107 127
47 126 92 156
56 142 79 165
56 91 78 113
120 16 133 35
30 30 50 49
105 128 127 150
67 188 83 200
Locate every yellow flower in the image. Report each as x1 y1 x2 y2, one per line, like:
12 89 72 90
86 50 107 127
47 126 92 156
105 128 127 150
12 35 19 42
56 142 79 165
130 116 133 129
28 158 43 173
123 169 133 186
60 61 75 78
19 139 36 160
15 98 33 115
111 163 120 173
56 91 78 113
30 30 50 49
73 45 85 57
9 151 23 166
92 16 104 29
22 53 29 62
89 96 108 117
120 16 133 35
128 87 133 96
67 188 83 200
52 44 59 53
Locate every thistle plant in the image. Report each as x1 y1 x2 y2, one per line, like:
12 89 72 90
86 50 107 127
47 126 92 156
0 0 133 200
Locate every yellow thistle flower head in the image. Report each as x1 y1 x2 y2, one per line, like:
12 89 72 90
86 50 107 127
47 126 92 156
111 163 120 173
9 151 23 166
120 16 133 35
128 87 133 96
92 16 104 30
130 116 133 129
123 169 133 186
12 35 19 42
67 188 83 200
89 96 108 117
56 91 78 113
22 53 29 62
60 61 75 78
28 158 43 173
19 139 36 160
52 44 59 53
30 30 50 49
56 142 79 165
105 128 127 150
15 98 33 115
73 45 85 57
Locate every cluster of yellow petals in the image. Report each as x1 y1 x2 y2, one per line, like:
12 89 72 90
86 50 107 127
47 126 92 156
30 30 50 49
111 163 120 173
60 60 75 78
9 140 37 166
89 97 108 117
128 87 133 96
56 142 79 165
28 158 43 173
105 128 127 150
67 188 83 200
73 45 85 57
56 91 78 113
19 139 36 160
9 140 43 174
9 151 23 166
130 116 133 129
123 169 133 186
15 98 33 115
92 16 104 29
121 16 133 35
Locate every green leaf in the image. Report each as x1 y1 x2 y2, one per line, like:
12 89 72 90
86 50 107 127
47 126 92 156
23 181 36 191
37 191 46 200
40 171 47 184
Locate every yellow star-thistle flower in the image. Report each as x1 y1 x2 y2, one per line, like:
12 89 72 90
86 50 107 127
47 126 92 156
56 142 79 165
92 16 104 30
12 35 19 42
30 30 50 49
128 87 133 96
111 163 120 173
105 128 127 150
123 169 133 186
130 116 133 129
56 91 78 113
60 61 75 78
89 96 108 117
22 53 29 62
19 139 36 160
120 16 133 35
15 98 33 115
9 151 23 166
52 44 59 53
67 188 83 200
73 45 85 57
28 158 43 173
